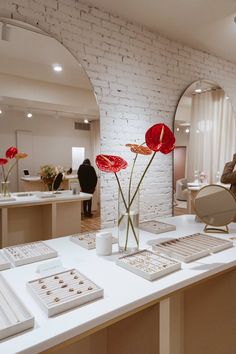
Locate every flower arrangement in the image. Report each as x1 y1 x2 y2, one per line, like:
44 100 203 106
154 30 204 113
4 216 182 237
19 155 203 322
96 123 175 252
0 146 28 196
40 165 64 191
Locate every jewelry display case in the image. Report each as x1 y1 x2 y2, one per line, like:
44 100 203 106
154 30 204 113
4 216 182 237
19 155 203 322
0 251 11 271
3 241 58 266
139 220 176 234
116 249 181 280
152 233 233 262
0 274 34 340
70 232 117 250
27 268 104 317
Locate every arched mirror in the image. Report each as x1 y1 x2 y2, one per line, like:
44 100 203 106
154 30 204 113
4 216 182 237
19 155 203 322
0 19 100 245
173 80 236 216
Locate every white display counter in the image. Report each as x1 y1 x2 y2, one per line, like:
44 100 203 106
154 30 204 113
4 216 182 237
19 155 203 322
0 192 92 247
20 175 78 192
0 215 236 354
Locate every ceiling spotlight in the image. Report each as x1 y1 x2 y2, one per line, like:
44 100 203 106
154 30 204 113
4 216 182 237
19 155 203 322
176 127 180 132
194 82 202 93
185 128 190 133
84 119 89 124
0 109 2 114
27 112 33 118
52 64 63 72
226 95 229 100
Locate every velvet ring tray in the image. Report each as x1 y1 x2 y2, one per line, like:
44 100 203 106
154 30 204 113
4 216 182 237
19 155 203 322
27 268 104 317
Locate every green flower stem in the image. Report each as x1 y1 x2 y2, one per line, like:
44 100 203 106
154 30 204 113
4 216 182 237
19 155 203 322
1 165 6 182
5 160 17 182
128 153 138 206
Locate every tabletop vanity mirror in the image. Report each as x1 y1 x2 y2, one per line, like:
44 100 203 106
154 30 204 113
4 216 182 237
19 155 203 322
194 184 236 233
0 19 100 246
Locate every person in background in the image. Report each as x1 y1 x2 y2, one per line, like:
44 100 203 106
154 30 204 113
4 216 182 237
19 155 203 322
221 153 236 197
221 153 236 222
77 159 97 217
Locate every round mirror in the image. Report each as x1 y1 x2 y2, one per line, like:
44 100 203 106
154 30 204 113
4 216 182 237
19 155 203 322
173 79 236 216
194 184 236 233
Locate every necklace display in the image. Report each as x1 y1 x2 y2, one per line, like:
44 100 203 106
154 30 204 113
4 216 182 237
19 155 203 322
70 232 117 250
116 250 181 280
27 269 104 317
3 241 58 266
153 233 233 262
0 275 34 340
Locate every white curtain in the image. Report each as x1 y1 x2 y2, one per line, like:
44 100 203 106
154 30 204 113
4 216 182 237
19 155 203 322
187 89 236 183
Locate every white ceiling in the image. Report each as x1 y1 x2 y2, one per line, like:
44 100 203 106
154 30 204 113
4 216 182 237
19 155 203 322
88 0 236 63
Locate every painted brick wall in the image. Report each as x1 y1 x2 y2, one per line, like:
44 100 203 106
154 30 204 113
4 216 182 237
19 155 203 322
1 0 236 227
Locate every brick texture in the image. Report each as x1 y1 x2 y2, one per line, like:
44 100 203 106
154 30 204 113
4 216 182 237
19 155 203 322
1 0 236 227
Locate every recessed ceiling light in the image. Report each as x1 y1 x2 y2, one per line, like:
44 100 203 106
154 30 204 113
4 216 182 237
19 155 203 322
0 109 2 114
52 64 63 72
195 88 202 93
176 127 180 132
185 128 190 133
226 95 229 100
27 112 33 118
84 119 89 124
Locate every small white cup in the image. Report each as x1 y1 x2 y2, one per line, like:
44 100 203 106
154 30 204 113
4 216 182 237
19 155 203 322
96 232 112 256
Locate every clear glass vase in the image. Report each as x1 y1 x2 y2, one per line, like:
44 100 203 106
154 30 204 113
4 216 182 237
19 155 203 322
118 188 139 253
1 181 11 198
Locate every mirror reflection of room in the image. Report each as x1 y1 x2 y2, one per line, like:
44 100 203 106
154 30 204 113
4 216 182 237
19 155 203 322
0 20 101 245
174 80 236 216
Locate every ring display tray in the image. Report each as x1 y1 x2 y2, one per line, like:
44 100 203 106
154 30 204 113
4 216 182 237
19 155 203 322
116 250 181 281
3 241 58 267
139 220 176 234
70 232 117 250
27 268 104 317
0 275 34 340
152 233 233 263
0 251 11 271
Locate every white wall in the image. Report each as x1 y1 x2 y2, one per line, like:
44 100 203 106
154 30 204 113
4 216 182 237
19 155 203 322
0 110 92 191
1 1 236 226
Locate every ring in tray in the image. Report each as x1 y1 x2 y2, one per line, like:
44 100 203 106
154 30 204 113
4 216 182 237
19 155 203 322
0 275 34 340
152 233 233 263
27 268 104 317
3 241 58 266
116 249 181 281
70 232 117 250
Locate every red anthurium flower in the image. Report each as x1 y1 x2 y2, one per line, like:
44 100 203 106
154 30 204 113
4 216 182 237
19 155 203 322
6 146 18 159
96 154 128 173
0 158 8 165
145 123 175 154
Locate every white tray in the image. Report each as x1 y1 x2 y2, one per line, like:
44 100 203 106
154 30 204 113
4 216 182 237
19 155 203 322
139 220 176 234
0 251 11 271
70 232 117 250
3 241 58 266
0 275 34 340
27 268 104 317
152 233 233 263
116 249 181 281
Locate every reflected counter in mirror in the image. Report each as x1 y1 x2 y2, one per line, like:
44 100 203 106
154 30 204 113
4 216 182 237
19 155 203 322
194 184 236 233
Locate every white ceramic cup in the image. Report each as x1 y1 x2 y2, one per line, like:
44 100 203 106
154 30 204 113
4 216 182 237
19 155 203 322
96 232 112 256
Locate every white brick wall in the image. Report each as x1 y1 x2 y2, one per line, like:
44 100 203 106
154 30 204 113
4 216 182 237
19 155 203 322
1 0 236 227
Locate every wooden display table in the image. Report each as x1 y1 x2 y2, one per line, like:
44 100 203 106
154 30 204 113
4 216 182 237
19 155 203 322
0 215 236 354
0 191 91 247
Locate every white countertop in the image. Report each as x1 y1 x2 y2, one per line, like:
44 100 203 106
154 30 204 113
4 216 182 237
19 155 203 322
1 215 236 353
0 191 92 207
21 175 78 182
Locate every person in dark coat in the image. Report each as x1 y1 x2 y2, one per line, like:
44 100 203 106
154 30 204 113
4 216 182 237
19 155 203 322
77 159 98 217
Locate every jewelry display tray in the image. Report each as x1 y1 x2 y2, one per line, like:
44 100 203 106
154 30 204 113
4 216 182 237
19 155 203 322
3 241 58 267
152 233 233 263
139 220 176 234
0 251 11 271
0 274 34 340
70 232 117 250
116 250 181 281
27 268 104 317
